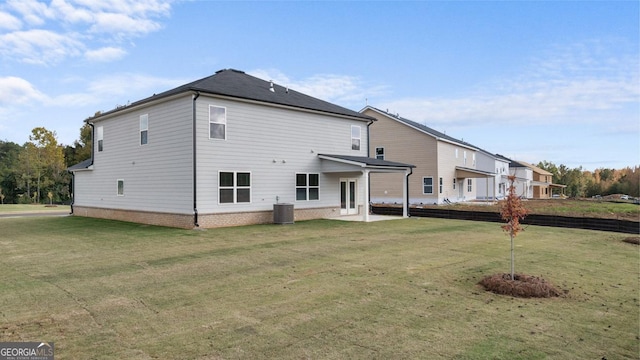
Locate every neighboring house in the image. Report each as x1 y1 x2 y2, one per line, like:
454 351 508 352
507 159 534 198
513 160 565 199
476 150 511 201
361 106 494 205
68 69 414 228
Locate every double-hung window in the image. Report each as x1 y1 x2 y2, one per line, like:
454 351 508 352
463 151 467 166
219 171 251 203
97 126 104 152
439 177 443 194
117 179 124 196
209 105 226 140
423 177 433 194
375 147 384 160
467 179 473 192
296 173 319 201
140 114 148 145
453 178 457 190
351 125 361 150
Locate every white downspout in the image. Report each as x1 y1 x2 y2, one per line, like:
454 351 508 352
403 169 410 218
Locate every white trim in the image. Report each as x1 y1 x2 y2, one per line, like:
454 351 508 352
218 170 251 204
117 179 124 196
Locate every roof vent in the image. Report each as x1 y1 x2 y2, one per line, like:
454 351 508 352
269 81 275 92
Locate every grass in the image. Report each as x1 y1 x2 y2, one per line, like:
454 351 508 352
435 199 640 221
0 216 638 359
0 204 70 213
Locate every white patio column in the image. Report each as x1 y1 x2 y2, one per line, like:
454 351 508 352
403 169 409 218
364 169 370 222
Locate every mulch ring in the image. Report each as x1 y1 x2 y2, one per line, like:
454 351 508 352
622 237 640 245
479 273 563 298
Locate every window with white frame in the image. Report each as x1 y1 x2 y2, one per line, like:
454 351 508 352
351 125 361 150
439 177 443 194
97 126 104 152
296 173 319 201
140 114 148 145
453 178 456 190
423 177 433 194
455 149 458 158
472 153 476 166
375 147 384 160
209 105 226 140
117 179 124 196
463 151 467 166
219 171 251 203
467 178 472 192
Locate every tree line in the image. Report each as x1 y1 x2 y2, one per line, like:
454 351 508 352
0 125 90 204
0 125 637 204
536 161 639 198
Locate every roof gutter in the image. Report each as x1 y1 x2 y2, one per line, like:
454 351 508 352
192 91 200 228
366 118 375 158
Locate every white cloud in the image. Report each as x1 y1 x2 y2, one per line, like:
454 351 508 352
0 11 22 30
0 76 48 105
248 68 388 107
1 0 175 65
0 29 84 65
379 40 640 128
85 46 127 62
90 12 162 36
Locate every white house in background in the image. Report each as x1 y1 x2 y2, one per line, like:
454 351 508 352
361 106 494 205
507 159 534 198
476 150 511 201
68 69 413 228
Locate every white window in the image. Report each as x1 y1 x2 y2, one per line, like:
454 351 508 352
209 105 226 140
375 147 384 160
472 153 476 167
97 126 104 152
140 114 148 145
219 171 251 203
453 178 456 190
117 179 124 196
455 149 458 158
467 179 473 192
351 125 361 150
296 173 320 201
463 151 467 166
423 177 433 194
439 177 443 194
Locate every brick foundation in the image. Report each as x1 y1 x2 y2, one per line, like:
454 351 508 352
71 206 339 229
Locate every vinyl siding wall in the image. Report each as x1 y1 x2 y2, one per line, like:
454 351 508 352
73 95 194 214
364 108 437 204
195 95 370 215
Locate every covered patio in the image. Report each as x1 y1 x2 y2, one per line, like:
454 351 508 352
318 154 415 222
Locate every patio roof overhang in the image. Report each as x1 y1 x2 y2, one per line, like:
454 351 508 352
318 154 415 173
455 166 495 178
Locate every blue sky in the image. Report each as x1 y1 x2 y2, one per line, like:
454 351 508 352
0 0 638 171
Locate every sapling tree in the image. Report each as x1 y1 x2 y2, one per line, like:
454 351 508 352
500 175 528 280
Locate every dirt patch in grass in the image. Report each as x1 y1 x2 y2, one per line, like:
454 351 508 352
479 273 563 298
622 237 640 245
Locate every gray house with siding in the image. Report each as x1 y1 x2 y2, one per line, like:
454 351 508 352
69 69 413 228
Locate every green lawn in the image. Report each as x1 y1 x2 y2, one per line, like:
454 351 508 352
0 216 638 359
0 204 70 213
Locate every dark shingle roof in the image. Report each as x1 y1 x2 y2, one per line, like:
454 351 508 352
67 158 92 171
92 69 372 121
364 106 477 149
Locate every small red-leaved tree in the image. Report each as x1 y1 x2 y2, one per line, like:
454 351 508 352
500 175 528 280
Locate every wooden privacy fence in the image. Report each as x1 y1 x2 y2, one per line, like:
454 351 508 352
371 206 640 235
